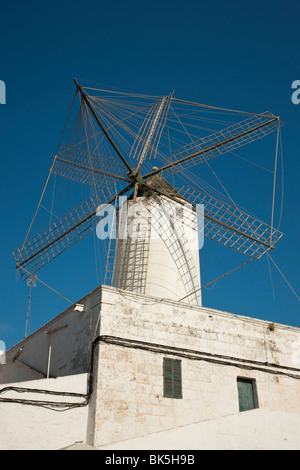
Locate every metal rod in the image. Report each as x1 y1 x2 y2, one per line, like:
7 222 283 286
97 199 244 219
171 98 277 118
17 156 57 265
73 79 133 175
178 256 259 302
55 156 131 183
47 345 52 378
18 266 74 304
143 117 279 178
270 125 280 244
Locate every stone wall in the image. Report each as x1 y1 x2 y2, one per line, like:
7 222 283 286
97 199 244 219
1 285 300 449
89 287 300 446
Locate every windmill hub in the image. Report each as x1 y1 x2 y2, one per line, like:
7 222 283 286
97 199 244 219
127 168 147 194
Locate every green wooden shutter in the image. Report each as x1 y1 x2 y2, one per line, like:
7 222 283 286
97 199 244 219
172 359 182 398
163 358 182 399
163 358 173 397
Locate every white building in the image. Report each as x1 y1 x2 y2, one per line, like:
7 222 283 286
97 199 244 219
0 284 300 450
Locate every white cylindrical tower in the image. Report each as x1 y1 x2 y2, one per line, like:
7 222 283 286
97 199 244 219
113 176 202 306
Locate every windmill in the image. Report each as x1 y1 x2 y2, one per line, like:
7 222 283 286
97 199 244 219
13 80 283 308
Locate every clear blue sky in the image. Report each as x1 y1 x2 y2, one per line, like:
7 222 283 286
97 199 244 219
1 0 299 349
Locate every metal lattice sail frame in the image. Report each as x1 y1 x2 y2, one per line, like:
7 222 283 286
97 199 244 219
13 79 283 283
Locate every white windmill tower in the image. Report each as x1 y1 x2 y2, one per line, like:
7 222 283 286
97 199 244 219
13 80 283 311
112 173 202 305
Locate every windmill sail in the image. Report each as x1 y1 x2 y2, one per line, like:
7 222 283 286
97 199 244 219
52 145 131 186
13 182 128 279
147 112 282 178
154 183 283 258
13 81 284 302
129 93 172 167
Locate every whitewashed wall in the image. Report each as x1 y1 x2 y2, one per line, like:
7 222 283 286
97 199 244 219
0 285 300 450
0 286 103 383
89 287 300 447
98 409 300 450
0 374 89 450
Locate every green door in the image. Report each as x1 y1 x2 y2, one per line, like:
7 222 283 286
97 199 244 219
237 378 257 412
